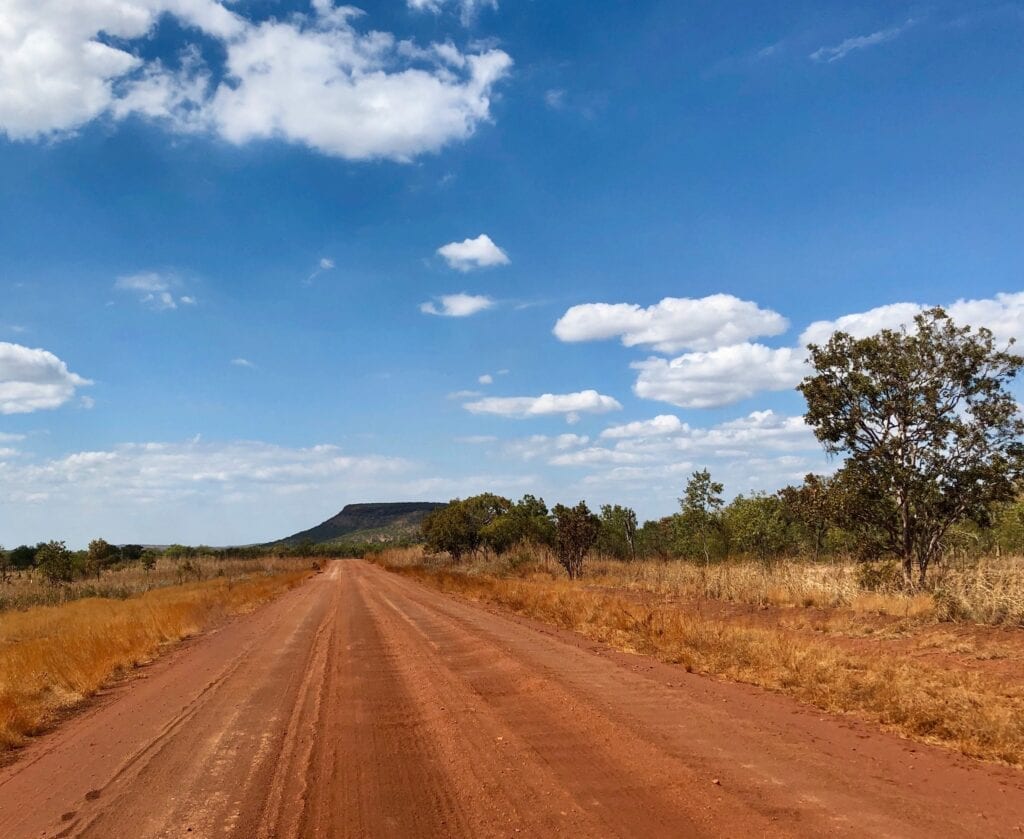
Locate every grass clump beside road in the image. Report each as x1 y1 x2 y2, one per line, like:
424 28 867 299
0 566 310 750
377 551 1024 767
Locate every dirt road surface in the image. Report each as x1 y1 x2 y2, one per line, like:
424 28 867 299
1 561 1022 838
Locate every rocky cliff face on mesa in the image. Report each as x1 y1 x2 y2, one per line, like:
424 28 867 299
276 502 445 546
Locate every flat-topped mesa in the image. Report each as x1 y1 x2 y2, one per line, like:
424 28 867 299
276 501 446 546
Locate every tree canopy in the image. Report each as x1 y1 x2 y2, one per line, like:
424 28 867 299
799 307 1024 583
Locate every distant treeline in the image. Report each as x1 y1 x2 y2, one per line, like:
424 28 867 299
0 537 414 586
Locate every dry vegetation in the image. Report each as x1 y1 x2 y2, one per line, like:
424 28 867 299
0 561 311 750
374 546 1024 766
0 557 305 613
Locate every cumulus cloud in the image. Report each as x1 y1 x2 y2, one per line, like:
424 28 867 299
553 294 788 353
420 293 495 317
810 20 914 63
0 1 512 161
437 234 510 271
799 292 1024 348
231 358 256 369
478 373 494 384
114 272 194 311
632 344 808 409
600 414 684 440
464 390 622 421
0 342 92 414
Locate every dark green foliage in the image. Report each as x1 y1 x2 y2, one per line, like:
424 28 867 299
120 544 145 563
800 308 1024 583
8 544 37 570
422 494 512 560
637 518 675 560
553 501 600 580
777 474 839 561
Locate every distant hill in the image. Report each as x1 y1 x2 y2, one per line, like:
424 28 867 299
276 502 445 546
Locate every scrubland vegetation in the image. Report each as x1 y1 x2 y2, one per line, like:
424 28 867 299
374 311 1024 764
374 545 1024 765
0 559 311 751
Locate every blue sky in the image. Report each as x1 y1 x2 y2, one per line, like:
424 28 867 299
2 0 1024 546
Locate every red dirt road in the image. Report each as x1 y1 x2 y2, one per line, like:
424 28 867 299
1 561 1022 838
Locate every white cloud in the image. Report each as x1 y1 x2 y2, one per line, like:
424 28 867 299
407 0 497 25
632 344 808 409
600 414 684 440
420 293 495 317
553 294 789 353
550 447 654 466
501 433 590 460
799 292 1024 348
464 390 623 420
114 272 194 311
231 358 256 369
305 256 336 285
0 342 92 414
810 20 914 63
544 88 566 109
478 373 493 384
0 1 511 161
437 234 510 271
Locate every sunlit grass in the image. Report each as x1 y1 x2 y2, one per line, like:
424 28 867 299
0 565 310 750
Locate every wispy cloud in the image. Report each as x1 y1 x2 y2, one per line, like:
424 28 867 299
114 272 195 311
231 358 257 369
810 19 915 63
304 257 335 286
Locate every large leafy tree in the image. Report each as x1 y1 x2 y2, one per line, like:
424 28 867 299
799 308 1024 584
422 494 512 560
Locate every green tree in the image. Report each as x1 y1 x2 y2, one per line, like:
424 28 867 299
777 474 838 561
36 540 75 585
86 538 117 579
0 546 8 584
9 544 37 570
120 544 145 564
597 504 638 561
552 501 600 580
799 308 1024 584
422 494 512 560
678 469 724 564
723 493 791 563
637 517 674 560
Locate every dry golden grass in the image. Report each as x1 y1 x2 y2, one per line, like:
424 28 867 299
0 557 306 613
0 566 310 750
377 550 1024 766
399 544 1024 627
